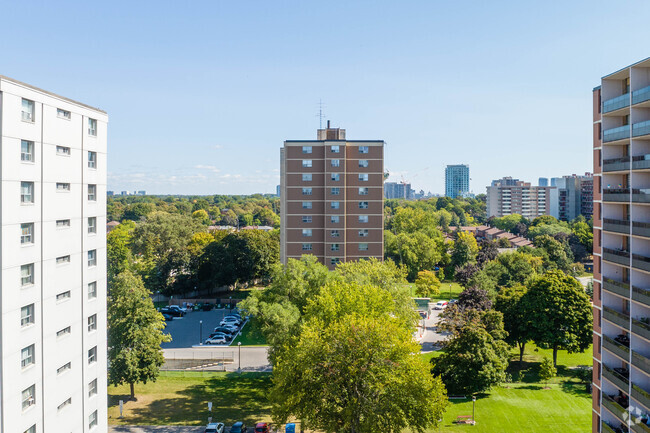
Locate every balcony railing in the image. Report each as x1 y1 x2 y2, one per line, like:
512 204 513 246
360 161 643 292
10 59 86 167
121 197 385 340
633 350 650 375
633 221 650 237
604 306 631 330
604 156 632 172
603 277 631 297
604 248 631 266
605 335 631 360
604 218 631 234
633 383 650 411
602 420 624 433
605 125 632 142
633 286 650 308
604 93 631 113
633 85 650 105
604 188 631 202
633 253 650 272
633 155 650 171
633 318 650 340
632 420 650 433
603 393 630 423
603 364 630 392
634 121 650 138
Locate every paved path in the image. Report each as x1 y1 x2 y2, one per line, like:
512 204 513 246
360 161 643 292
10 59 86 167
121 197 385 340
163 346 272 372
419 308 451 352
109 427 203 433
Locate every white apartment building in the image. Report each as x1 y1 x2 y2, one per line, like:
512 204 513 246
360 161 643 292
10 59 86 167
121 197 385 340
0 76 108 433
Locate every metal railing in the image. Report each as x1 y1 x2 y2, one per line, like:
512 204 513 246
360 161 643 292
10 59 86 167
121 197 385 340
603 364 630 392
604 93 631 113
604 335 631 360
603 277 630 297
633 85 650 105
604 306 631 330
604 125 631 142
633 286 650 308
634 120 650 138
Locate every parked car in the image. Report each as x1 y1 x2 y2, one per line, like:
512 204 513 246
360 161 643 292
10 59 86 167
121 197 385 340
230 422 247 433
214 326 236 336
208 332 232 341
220 318 241 327
162 313 173 321
221 316 242 325
169 304 188 313
205 422 225 433
205 334 228 345
255 423 269 433
160 307 184 317
448 299 458 305
434 301 448 310
219 324 239 334
225 313 242 320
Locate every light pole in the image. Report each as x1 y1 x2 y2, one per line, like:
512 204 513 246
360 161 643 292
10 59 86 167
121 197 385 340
199 320 203 345
238 342 242 373
472 395 476 425
229 296 232 310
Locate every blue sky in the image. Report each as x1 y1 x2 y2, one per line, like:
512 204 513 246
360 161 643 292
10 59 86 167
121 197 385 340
2 1 650 195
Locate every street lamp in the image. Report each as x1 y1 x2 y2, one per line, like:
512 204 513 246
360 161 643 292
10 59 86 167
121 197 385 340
472 395 476 425
449 284 452 299
199 320 203 345
229 296 232 310
238 342 242 373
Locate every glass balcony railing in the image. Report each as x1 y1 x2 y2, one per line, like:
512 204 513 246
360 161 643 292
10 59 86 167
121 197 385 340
633 189 650 204
632 419 650 433
633 350 650 375
604 306 631 330
603 393 630 423
604 156 632 172
605 335 631 360
604 93 631 113
604 248 631 266
601 421 619 433
604 218 631 234
633 383 650 411
633 286 650 308
603 364 630 392
633 252 650 272
633 120 650 138
604 125 632 142
633 85 650 105
604 188 631 202
633 318 650 340
603 277 631 297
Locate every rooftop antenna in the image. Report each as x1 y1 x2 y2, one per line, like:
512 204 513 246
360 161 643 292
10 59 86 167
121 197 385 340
317 100 326 129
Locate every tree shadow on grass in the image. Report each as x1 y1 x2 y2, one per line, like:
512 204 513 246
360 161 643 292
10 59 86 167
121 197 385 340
560 379 591 399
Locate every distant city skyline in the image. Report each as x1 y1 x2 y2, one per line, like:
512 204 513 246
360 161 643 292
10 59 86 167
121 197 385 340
1 1 649 195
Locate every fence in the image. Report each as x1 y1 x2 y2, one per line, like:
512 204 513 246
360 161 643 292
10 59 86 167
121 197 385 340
162 351 235 372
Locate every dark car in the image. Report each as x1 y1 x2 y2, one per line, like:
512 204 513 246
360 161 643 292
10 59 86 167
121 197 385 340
214 326 236 336
162 313 173 321
160 307 184 317
255 423 269 433
231 422 247 433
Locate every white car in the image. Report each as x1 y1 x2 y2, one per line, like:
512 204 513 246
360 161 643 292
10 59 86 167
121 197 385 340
220 317 242 327
205 335 228 345
169 304 188 313
434 301 449 310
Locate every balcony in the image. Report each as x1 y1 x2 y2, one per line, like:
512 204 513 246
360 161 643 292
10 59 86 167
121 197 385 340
604 156 632 172
605 219 631 235
603 393 630 424
604 248 631 266
633 189 650 204
633 383 650 412
605 125 632 143
633 350 650 376
604 188 631 202
632 420 650 433
633 121 650 139
633 155 650 171
633 85 650 106
603 420 628 433
605 334 631 360
633 221 650 237
604 278 631 297
603 364 630 392
604 306 631 330
633 318 650 340
633 253 650 272
604 93 631 113
633 286 650 308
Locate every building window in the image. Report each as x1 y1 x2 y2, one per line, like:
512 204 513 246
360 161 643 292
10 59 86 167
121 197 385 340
22 99 35 122
57 362 71 375
88 118 97 136
21 344 35 368
331 230 340 237
302 243 312 251
302 146 312 154
56 145 71 156
88 184 97 201
57 108 71 119
88 346 97 364
88 250 97 267
302 173 312 181
359 243 369 251
24 425 36 433
331 201 340 209
56 219 71 228
89 410 98 429
88 314 97 332
359 215 369 223
21 181 34 204
359 159 369 168
359 146 369 154
331 187 340 195
331 244 340 252
302 160 312 168
359 229 369 237
331 173 340 181
88 379 98 397
302 229 312 237
56 182 71 192
88 151 97 169
57 397 72 411
88 281 97 299
331 216 340 223
359 187 369 195
21 263 34 286
359 201 369 209
21 385 35 411
88 217 97 234
56 255 71 265
330 258 341 265
302 201 312 209
331 159 340 167
302 216 312 223
21 140 34 162
331 145 340 153
56 291 71 302
57 326 71 338
21 304 35 327
358 174 368 182
21 223 34 244
302 187 312 195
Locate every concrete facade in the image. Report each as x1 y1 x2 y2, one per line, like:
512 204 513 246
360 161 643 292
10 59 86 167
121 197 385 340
486 177 552 219
0 76 108 433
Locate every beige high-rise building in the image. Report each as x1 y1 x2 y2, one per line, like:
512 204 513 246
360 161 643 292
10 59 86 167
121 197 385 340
280 123 384 270
486 177 553 219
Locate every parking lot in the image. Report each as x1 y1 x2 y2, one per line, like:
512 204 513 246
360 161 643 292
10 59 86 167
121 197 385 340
161 308 243 349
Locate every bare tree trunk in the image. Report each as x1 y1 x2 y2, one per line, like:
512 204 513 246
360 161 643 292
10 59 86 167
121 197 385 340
553 345 558 367
130 382 135 400
518 342 526 363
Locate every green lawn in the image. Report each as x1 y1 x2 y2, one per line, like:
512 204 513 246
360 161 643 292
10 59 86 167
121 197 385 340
231 318 267 346
409 281 464 301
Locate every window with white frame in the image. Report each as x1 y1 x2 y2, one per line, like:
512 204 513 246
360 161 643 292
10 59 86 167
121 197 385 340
21 140 34 162
88 217 97 234
331 173 340 181
359 159 369 168
331 216 340 223
359 243 369 251
331 159 340 167
359 229 369 237
302 187 312 195
302 146 312 154
21 304 34 327
57 326 71 338
88 250 97 267
331 201 340 209
57 108 71 119
56 182 71 192
358 174 368 182
21 181 34 204
331 187 340 195
21 344 35 368
88 151 97 168
359 187 369 195
88 379 98 397
56 291 71 302
56 255 71 265
331 244 340 251
331 145 340 153
359 201 369 209
22 99 35 122
302 216 312 223
88 118 97 136
89 410 98 429
56 219 71 228
359 146 369 154
57 397 72 411
56 145 71 156
331 230 340 237
330 258 341 265
57 362 71 375
21 263 34 286
88 184 97 201
302 201 312 209
302 173 312 181
21 223 34 244
359 215 369 223
302 160 312 168
302 243 312 251
88 314 97 332
302 229 312 237
88 281 97 299
88 346 97 364
21 385 35 411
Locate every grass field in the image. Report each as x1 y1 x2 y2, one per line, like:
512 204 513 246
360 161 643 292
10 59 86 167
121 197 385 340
231 318 267 346
409 281 464 301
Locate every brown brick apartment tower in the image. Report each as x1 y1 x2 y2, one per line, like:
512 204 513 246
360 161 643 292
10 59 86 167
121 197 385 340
280 123 384 270
594 57 650 433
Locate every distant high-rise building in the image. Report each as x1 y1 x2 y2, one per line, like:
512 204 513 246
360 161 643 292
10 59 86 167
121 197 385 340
549 173 593 221
384 182 413 200
276 185 281 197
280 123 384 270
539 177 549 187
107 190 114 196
445 164 470 198
136 190 146 196
486 177 552 219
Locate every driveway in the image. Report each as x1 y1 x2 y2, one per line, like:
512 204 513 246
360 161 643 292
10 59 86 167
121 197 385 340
109 428 203 433
162 309 239 349
163 346 272 372
419 308 451 352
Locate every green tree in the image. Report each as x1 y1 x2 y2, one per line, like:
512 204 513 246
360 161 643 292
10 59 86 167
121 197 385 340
522 270 593 366
539 357 556 388
490 214 527 232
191 209 211 225
495 285 529 363
415 270 441 297
451 231 478 269
107 220 135 285
385 231 444 280
533 234 573 272
108 270 171 399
